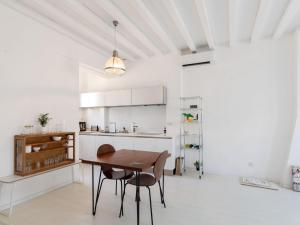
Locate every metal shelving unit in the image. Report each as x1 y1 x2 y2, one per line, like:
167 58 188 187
180 96 204 179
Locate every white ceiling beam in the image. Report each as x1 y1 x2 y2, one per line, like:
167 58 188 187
94 0 162 56
18 0 136 61
42 0 135 61
251 0 270 42
0 0 111 58
194 0 215 50
128 0 179 53
273 0 300 39
69 0 148 59
228 0 237 46
162 0 196 52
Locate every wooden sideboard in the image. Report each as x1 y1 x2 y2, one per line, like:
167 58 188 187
14 132 75 176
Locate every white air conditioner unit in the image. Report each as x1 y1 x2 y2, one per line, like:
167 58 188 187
181 51 215 67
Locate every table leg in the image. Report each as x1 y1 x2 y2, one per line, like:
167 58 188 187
136 171 140 225
92 163 95 215
163 169 165 197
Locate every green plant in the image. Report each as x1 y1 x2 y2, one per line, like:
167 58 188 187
38 113 52 127
182 113 193 119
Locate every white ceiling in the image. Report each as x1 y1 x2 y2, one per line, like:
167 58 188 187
1 0 299 61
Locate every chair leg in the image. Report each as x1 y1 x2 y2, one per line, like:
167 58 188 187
115 180 118 195
119 182 128 218
146 186 154 225
158 180 166 208
120 180 123 197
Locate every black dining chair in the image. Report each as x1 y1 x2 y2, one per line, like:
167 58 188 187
119 150 169 225
94 144 134 214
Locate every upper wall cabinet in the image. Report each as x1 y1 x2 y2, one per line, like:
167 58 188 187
80 92 105 108
80 85 166 108
104 89 132 107
132 86 166 106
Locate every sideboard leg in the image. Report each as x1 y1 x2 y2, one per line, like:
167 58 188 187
9 183 16 218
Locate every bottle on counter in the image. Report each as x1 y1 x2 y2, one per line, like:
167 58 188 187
164 126 167 134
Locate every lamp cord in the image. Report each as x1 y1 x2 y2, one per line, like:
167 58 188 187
114 23 117 52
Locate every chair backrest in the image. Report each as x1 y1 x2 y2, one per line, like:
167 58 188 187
97 144 116 178
153 151 169 180
97 144 116 157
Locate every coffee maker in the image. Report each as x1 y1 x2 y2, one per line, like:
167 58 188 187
79 122 87 131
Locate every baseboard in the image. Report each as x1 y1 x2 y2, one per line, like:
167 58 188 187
0 180 73 212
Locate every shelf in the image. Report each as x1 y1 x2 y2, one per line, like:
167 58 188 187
180 108 202 111
180 96 203 179
182 148 200 150
25 147 66 156
15 132 76 176
15 132 75 138
181 121 199 124
181 96 202 100
26 140 67 147
17 160 75 176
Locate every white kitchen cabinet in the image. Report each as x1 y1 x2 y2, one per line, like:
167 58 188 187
79 135 95 159
131 86 166 105
94 136 114 150
104 89 131 107
80 92 105 108
113 137 134 150
79 135 175 171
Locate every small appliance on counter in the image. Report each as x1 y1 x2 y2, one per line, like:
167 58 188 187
108 122 116 133
91 125 99 132
79 122 86 131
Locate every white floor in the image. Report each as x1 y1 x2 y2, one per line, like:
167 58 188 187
4 172 300 225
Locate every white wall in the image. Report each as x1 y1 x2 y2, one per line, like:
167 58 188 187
182 36 297 183
0 4 104 209
283 31 300 187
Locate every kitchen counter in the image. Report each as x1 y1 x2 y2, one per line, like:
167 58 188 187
79 131 173 139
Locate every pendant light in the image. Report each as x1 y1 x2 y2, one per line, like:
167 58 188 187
104 20 126 75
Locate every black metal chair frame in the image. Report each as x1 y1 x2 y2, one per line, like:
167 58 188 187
93 168 126 215
119 170 166 225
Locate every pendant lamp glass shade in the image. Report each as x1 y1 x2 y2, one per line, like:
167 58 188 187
104 20 126 75
104 50 126 75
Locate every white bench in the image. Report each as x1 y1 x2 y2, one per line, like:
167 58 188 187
0 161 82 223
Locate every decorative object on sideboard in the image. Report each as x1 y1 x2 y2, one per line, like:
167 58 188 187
32 146 41 152
37 113 52 133
104 20 126 76
52 136 62 141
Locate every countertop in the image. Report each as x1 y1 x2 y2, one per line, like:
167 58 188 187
79 131 173 139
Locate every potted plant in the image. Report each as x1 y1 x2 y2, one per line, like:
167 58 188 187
183 113 194 122
194 160 200 171
38 113 52 133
